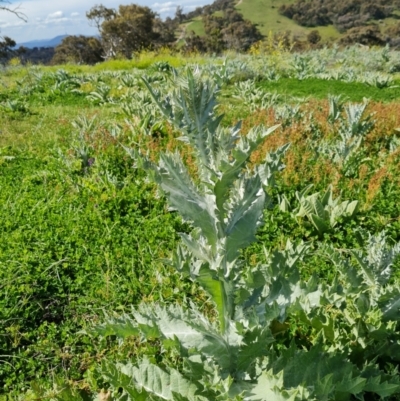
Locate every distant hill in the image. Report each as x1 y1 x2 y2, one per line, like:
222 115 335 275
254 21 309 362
235 0 340 41
184 0 400 43
17 35 68 49
183 0 342 43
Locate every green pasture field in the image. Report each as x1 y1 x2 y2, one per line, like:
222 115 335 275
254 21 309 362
236 0 341 40
1 49 400 399
185 0 342 42
185 18 206 36
258 77 400 102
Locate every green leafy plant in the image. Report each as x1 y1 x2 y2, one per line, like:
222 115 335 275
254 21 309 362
95 70 400 400
0 98 31 116
279 185 359 235
119 72 140 88
273 103 303 128
150 61 174 74
87 83 113 105
327 95 344 124
120 90 164 134
2 47 400 399
290 54 312 80
316 100 374 177
205 59 250 86
363 72 395 89
317 232 400 367
233 80 282 112
98 69 288 400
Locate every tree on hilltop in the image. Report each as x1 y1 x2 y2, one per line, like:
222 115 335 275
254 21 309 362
0 0 27 63
0 35 16 63
52 35 103 65
86 4 176 59
279 0 400 32
202 7 263 52
0 36 27 64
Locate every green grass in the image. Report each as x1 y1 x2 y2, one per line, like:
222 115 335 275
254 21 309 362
259 77 400 102
0 88 189 393
376 16 400 33
0 150 185 393
0 104 112 149
186 18 206 36
1 53 400 398
32 53 202 73
237 0 296 35
237 0 341 40
182 0 342 42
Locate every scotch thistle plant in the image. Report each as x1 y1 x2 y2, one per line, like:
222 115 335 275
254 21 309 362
318 99 374 178
96 69 400 400
279 185 359 235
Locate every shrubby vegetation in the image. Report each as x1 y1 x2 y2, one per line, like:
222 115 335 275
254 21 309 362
190 8 263 52
278 0 400 48
6 0 400 65
0 36 27 65
85 4 177 59
279 0 400 31
0 45 400 399
51 36 104 65
48 0 263 64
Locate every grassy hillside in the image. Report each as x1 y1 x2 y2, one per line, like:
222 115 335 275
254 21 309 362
185 0 342 42
184 0 400 43
236 0 341 40
186 19 206 36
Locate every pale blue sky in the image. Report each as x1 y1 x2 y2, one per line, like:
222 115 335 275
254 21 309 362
2 0 210 43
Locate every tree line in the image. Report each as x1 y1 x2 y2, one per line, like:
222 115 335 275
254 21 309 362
279 0 400 32
3 0 400 65
0 0 263 65
278 0 400 48
51 1 262 64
